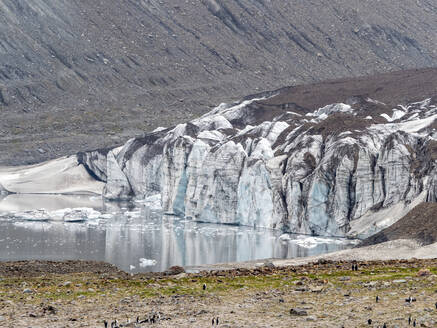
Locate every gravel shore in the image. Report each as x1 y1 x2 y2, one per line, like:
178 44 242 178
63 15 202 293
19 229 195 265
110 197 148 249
1 240 437 327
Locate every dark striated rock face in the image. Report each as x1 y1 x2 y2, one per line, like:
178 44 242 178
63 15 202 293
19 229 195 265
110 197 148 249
79 69 437 238
1 0 437 164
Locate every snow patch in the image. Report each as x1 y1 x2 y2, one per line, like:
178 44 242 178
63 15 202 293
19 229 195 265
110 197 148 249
307 103 353 118
372 114 437 134
380 109 406 122
203 96 269 122
286 111 302 116
366 98 386 106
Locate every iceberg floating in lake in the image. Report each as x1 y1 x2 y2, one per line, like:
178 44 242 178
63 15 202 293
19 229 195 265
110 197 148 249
139 258 158 267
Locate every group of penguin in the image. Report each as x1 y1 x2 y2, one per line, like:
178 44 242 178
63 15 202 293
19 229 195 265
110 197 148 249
366 317 416 327
103 283 220 327
104 313 161 327
360 263 437 328
103 264 437 327
367 315 420 327
205 283 220 325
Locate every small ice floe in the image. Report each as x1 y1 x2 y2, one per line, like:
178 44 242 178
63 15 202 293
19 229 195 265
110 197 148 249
12 209 50 222
125 210 141 218
129 265 136 271
292 236 332 248
62 208 101 222
279 233 292 241
291 236 360 249
136 194 162 210
139 258 157 267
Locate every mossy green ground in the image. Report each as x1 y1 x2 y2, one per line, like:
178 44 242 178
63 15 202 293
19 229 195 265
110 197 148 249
1 260 437 327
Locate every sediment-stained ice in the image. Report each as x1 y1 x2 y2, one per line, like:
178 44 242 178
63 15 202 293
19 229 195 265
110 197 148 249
32 96 437 237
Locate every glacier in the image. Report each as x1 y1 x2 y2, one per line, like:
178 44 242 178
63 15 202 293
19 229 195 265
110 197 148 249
74 96 437 238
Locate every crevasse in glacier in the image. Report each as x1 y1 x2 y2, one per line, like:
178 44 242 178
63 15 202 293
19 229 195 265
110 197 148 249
78 96 437 238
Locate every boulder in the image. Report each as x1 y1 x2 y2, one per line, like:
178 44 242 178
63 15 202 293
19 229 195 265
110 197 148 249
290 308 308 316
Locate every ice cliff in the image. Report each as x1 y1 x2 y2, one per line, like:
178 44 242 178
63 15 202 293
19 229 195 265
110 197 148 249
78 96 437 238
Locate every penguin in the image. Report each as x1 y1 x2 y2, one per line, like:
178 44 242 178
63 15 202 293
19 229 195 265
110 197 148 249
405 296 416 303
368 318 372 325
383 323 387 328
413 319 416 327
136 316 139 324
355 263 359 271
203 283 207 291
435 301 437 310
212 317 215 326
216 317 219 325
376 295 379 303
139 317 149 324
409 316 412 325
104 320 108 328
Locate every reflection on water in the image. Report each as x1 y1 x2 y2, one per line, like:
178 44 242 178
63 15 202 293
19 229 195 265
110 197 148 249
0 193 104 213
0 195 357 273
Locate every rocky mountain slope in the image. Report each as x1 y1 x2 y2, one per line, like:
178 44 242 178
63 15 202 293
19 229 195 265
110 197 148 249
78 68 437 238
360 203 437 247
1 0 437 165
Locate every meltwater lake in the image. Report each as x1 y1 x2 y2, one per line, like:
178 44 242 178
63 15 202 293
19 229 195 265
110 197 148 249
0 194 358 273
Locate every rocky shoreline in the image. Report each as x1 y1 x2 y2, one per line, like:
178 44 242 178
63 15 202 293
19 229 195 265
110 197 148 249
1 255 437 327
